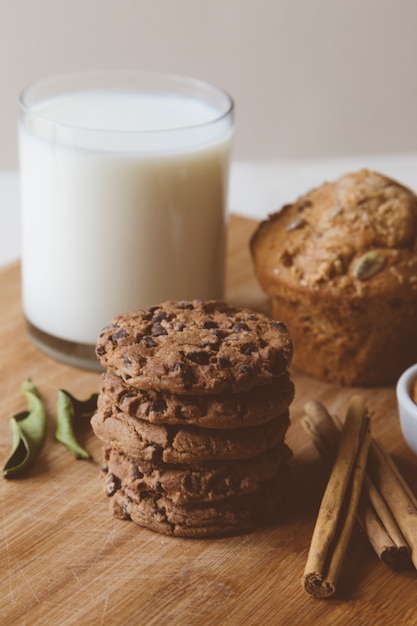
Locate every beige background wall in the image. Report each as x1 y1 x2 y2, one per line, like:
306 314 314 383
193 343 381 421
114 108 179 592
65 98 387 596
1 0 417 170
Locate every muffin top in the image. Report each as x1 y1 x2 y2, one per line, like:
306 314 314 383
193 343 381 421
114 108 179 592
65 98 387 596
250 169 417 298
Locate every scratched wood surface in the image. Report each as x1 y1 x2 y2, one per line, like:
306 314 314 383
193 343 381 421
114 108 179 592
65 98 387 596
1 215 417 625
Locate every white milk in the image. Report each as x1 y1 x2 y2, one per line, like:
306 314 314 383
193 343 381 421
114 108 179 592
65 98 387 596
19 87 233 349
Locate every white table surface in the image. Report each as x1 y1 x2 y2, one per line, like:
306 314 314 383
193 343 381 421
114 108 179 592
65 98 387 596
2 152 417 269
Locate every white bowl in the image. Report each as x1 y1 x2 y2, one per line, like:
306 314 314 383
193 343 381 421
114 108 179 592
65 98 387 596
397 363 417 456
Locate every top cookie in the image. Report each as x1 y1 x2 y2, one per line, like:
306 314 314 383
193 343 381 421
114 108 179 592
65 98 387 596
96 300 293 395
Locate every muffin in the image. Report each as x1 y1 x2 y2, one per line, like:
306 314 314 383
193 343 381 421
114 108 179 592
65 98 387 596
250 169 417 386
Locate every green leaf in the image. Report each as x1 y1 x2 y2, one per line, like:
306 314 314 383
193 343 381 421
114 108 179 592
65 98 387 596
2 379 48 479
55 390 98 459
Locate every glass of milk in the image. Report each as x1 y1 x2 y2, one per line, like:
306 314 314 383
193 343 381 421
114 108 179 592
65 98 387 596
18 71 234 370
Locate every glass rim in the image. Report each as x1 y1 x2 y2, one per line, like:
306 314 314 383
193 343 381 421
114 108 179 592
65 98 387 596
18 69 235 135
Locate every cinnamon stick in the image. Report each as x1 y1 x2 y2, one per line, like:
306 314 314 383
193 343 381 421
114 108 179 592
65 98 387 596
359 476 410 569
302 395 370 598
367 439 417 570
302 400 411 570
358 490 410 570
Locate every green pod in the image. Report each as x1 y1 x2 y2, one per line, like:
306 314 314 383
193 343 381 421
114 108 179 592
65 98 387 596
55 389 98 459
2 379 48 479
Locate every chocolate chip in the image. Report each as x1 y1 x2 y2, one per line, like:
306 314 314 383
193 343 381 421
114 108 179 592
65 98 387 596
149 394 168 413
105 472 121 496
151 446 163 463
119 390 136 403
173 362 193 380
101 323 117 332
202 320 219 329
111 329 129 342
174 405 184 420
171 362 196 388
202 340 221 351
143 336 158 348
131 464 144 480
153 311 174 322
202 301 223 314
123 356 132 365
272 351 287 371
208 475 229 496
184 474 201 493
177 301 194 309
119 503 131 520
217 355 231 368
232 322 250 333
152 322 168 337
240 342 257 355
272 321 288 333
238 363 253 375
186 350 210 365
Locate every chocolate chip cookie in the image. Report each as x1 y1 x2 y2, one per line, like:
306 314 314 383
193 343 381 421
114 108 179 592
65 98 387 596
102 443 292 504
100 369 294 429
95 300 293 395
92 393 290 463
109 474 288 537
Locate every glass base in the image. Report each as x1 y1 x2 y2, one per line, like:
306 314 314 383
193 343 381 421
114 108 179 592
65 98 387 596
26 319 103 372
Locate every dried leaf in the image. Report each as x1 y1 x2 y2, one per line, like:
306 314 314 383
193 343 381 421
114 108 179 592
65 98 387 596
55 390 98 459
2 379 47 479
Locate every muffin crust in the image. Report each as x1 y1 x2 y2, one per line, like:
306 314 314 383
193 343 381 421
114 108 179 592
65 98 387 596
251 169 417 385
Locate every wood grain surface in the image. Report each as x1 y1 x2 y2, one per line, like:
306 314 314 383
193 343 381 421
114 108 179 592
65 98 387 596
1 215 416 625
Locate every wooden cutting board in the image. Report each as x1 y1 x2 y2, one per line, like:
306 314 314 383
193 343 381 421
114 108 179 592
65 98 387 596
1 215 416 625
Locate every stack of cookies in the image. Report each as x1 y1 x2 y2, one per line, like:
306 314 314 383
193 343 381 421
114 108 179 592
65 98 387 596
91 300 294 537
